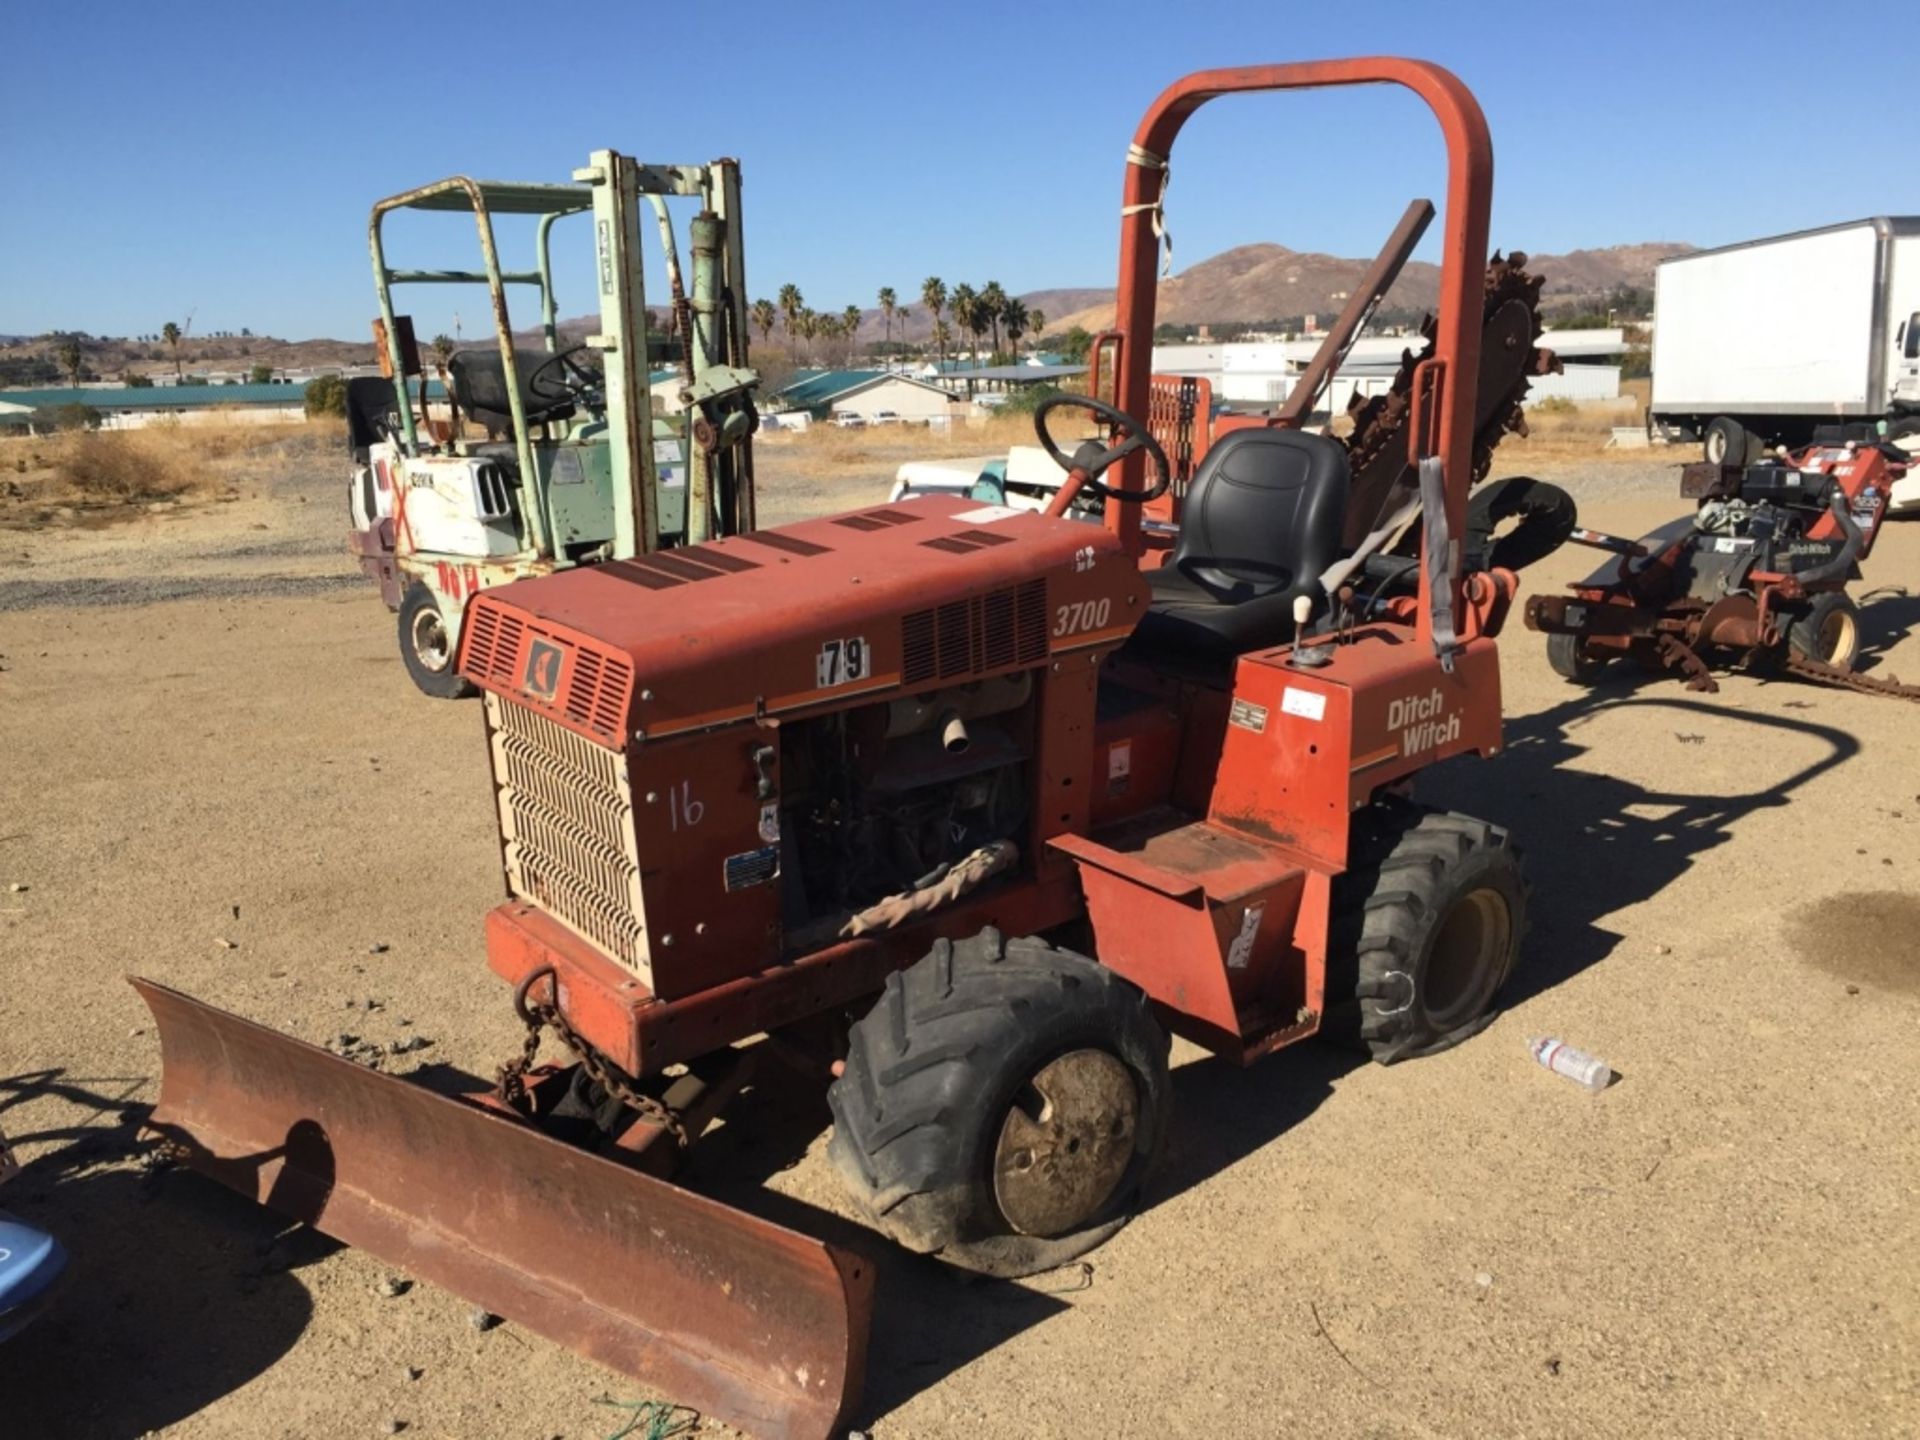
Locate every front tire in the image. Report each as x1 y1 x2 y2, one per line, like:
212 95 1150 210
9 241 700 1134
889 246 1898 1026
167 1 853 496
827 928 1170 1278
1326 804 1528 1064
1788 591 1861 671
398 583 476 699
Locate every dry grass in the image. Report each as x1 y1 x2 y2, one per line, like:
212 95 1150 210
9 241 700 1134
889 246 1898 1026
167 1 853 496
0 416 344 526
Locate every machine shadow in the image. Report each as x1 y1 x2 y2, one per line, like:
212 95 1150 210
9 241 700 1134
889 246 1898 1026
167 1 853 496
1420 689 1860 1006
1 1070 323 1440
1853 589 1920 672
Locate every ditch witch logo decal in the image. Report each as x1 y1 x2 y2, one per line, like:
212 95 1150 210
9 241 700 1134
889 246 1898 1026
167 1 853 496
522 639 566 702
1388 688 1460 756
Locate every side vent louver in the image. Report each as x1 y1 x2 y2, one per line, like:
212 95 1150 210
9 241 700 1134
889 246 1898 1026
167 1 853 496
901 579 1049 685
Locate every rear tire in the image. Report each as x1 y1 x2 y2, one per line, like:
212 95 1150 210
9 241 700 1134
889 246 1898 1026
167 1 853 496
1788 591 1861 671
827 928 1170 1278
1325 804 1528 1064
398 583 476 699
1546 631 1609 684
1703 416 1753 467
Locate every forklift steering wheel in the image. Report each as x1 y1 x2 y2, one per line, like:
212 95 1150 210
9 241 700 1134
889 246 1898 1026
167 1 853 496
526 344 604 406
1033 394 1172 503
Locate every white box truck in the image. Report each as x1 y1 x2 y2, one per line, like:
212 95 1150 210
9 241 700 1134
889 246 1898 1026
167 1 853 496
1650 217 1920 463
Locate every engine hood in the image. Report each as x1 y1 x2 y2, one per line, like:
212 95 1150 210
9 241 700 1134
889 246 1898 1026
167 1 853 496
457 496 1143 747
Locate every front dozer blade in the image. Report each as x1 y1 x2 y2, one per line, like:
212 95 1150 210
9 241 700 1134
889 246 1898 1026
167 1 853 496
131 978 872 1440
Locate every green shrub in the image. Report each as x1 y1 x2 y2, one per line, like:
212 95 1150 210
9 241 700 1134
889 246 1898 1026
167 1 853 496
304 374 348 418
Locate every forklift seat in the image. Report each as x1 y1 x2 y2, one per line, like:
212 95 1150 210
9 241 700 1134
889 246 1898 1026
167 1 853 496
449 348 575 435
1127 427 1350 668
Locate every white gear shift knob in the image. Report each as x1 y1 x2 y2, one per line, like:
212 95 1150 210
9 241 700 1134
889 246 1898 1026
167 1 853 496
1293 595 1312 627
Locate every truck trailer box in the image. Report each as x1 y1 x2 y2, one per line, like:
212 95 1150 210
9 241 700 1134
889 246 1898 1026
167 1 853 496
1651 217 1920 462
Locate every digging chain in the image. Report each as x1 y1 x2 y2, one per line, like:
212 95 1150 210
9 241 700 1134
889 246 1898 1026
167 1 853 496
497 966 691 1149
1658 634 1721 693
1783 651 1920 702
1341 252 1559 542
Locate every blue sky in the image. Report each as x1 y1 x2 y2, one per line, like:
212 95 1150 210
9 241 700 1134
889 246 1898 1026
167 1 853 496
3 0 1914 341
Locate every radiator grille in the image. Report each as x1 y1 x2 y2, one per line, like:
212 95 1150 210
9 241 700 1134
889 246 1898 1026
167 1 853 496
901 578 1048 684
461 600 633 745
487 693 649 978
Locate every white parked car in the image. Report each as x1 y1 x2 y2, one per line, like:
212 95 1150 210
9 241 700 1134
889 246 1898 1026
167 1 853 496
831 412 866 428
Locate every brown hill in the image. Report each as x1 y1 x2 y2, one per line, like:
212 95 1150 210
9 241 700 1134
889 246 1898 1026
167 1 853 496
1035 239 1691 336
0 331 374 386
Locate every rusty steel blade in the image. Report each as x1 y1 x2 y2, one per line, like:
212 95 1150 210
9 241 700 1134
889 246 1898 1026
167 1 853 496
131 978 872 1440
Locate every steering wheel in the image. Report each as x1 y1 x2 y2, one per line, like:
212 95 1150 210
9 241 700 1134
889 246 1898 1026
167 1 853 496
525 344 604 407
1033 393 1172 504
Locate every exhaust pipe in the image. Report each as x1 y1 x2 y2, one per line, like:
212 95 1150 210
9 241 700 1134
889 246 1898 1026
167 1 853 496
939 710 971 754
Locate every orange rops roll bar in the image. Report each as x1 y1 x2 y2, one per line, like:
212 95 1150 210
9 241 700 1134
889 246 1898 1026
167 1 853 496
1105 58 1495 650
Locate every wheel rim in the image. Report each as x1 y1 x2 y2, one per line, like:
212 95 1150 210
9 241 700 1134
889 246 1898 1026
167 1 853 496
1818 607 1857 665
992 1049 1138 1238
1423 887 1511 1029
1705 428 1726 464
410 604 452 673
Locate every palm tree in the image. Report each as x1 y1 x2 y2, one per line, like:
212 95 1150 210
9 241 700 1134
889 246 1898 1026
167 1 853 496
161 321 182 381
920 277 946 366
949 284 977 366
431 333 455 372
57 337 84 388
980 281 1007 358
1001 298 1029 357
843 304 863 360
777 284 803 347
877 287 896 350
931 319 953 365
798 308 819 362
1028 308 1046 344
751 298 777 343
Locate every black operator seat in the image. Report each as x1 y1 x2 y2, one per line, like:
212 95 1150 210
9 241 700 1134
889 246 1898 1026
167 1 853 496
448 347 577 435
1125 427 1350 669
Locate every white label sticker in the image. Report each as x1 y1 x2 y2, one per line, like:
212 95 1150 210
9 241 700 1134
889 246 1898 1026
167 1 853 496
654 439 686 465
1281 687 1327 722
1108 740 1132 781
815 636 872 688
1226 904 1264 969
758 802 781 844
952 504 1025 524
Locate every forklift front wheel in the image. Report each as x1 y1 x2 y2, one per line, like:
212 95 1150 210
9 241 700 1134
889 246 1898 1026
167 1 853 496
1788 592 1860 672
1545 631 1609 685
827 928 1170 1278
1326 806 1528 1064
398 584 477 700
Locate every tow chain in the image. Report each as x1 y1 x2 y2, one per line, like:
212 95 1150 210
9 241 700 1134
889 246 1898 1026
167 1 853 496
1784 651 1920 701
496 966 691 1149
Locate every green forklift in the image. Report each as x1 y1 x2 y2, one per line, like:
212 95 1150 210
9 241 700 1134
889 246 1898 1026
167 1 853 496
345 152 761 696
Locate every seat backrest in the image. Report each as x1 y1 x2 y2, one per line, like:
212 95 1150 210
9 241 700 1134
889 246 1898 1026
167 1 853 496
346 376 402 456
1170 428 1350 601
449 347 572 434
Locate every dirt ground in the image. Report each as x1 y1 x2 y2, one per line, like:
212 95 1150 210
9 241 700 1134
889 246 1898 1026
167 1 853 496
2 426 1917 1439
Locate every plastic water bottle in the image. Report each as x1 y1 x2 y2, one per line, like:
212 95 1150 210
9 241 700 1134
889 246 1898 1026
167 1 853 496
1528 1037 1612 1093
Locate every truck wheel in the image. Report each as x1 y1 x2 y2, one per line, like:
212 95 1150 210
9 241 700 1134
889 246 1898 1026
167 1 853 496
398 583 476 699
1703 417 1752 467
1325 804 1528 1065
1788 591 1861 671
827 928 1170 1278
1546 632 1609 684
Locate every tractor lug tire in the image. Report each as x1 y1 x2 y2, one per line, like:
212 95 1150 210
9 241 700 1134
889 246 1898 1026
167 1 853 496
827 928 1170 1278
1324 802 1529 1065
1546 631 1609 684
